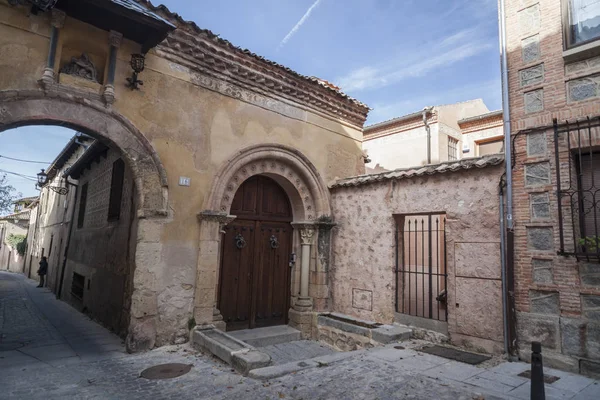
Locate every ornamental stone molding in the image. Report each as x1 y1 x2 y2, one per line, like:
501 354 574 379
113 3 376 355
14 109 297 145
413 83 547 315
204 144 331 221
0 90 169 216
292 223 317 245
155 29 368 128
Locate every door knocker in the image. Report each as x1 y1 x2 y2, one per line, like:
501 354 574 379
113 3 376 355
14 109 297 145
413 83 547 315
235 233 247 249
269 235 279 249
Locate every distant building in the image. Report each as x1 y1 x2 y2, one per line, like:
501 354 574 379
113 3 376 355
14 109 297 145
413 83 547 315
0 198 33 272
24 134 92 292
363 99 504 171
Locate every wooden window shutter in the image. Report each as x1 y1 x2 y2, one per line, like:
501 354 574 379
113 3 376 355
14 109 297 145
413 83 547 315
107 159 125 221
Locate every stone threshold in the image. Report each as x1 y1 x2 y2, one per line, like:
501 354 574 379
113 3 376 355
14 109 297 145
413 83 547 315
318 312 412 345
191 325 271 376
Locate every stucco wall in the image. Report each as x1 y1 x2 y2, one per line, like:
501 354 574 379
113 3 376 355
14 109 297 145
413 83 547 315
330 164 506 352
0 0 366 348
364 124 441 170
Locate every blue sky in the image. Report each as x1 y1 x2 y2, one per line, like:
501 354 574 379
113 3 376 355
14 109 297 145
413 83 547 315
1 0 501 199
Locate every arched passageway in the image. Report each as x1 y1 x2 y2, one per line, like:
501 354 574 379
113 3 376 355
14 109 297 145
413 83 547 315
0 91 169 351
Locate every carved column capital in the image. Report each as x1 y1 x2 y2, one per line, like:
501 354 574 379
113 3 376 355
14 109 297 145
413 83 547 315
51 9 66 29
293 222 316 245
108 30 123 48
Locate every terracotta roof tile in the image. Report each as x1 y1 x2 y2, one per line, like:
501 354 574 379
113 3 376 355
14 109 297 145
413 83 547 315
330 154 505 188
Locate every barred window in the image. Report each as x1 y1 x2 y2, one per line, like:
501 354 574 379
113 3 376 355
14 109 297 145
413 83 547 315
107 159 125 221
448 137 459 161
554 118 600 259
77 183 88 229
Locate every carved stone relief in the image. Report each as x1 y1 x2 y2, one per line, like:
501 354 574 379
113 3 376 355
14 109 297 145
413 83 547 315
60 53 98 82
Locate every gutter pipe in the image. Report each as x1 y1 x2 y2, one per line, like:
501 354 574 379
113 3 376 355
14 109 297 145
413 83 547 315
498 0 518 358
499 177 510 356
423 106 433 164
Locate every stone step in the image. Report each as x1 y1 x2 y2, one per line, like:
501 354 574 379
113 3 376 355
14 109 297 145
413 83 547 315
228 325 302 347
191 326 271 376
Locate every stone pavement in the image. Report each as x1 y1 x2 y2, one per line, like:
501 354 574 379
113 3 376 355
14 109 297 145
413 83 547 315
1 271 600 399
259 340 336 365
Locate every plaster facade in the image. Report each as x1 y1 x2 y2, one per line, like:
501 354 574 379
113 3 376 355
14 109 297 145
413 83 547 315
363 100 495 171
0 0 368 350
329 157 506 353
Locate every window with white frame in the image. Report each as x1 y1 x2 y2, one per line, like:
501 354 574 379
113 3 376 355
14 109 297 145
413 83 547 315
448 137 459 161
566 0 600 47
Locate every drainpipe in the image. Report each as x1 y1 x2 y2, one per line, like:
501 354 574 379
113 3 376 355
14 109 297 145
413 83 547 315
423 106 433 164
498 0 518 358
499 176 509 356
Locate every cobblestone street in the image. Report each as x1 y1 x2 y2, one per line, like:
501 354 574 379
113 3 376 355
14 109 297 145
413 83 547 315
1 271 599 399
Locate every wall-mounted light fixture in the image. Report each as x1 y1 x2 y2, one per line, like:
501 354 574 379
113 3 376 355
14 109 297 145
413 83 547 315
37 169 68 195
126 54 145 90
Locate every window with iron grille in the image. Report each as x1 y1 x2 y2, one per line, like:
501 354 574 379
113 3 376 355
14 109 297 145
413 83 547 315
107 159 125 221
554 118 600 259
77 183 88 229
448 137 459 161
71 272 84 300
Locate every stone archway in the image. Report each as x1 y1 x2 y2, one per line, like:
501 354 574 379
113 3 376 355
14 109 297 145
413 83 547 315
196 144 331 337
0 90 170 351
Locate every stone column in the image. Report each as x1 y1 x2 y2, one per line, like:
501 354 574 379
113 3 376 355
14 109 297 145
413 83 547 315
289 223 315 338
40 9 65 88
195 211 235 331
103 30 123 104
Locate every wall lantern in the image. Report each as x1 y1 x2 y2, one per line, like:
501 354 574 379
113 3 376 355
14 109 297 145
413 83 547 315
126 54 145 90
37 169 48 186
37 169 69 195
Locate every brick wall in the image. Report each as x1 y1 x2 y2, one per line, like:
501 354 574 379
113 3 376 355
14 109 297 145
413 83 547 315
505 0 600 376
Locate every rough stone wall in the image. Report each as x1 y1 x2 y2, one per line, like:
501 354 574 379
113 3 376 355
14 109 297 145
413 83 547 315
330 165 505 353
62 148 137 338
505 0 600 376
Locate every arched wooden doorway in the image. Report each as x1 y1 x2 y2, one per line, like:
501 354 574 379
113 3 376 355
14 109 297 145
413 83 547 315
218 175 293 331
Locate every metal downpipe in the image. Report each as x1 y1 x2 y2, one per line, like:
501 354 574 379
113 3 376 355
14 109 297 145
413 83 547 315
498 0 518 358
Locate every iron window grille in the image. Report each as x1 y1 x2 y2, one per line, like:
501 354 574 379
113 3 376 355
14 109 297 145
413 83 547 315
554 117 600 260
448 137 459 161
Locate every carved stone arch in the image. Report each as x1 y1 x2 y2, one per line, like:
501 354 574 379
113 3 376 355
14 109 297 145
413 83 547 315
205 144 331 220
0 90 169 216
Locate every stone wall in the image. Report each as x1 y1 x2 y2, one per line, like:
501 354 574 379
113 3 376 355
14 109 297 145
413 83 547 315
330 160 505 353
62 147 138 338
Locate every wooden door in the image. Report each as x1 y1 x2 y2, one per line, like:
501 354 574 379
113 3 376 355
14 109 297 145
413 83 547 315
218 176 293 331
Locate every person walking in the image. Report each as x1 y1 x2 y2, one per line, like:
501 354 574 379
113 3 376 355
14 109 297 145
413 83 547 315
37 257 48 288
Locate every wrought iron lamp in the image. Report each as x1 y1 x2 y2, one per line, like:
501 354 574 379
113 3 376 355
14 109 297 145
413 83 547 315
37 169 68 195
126 54 145 90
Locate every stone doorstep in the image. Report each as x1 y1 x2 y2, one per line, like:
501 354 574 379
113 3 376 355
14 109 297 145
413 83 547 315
318 312 412 344
248 348 362 380
228 325 302 348
191 326 271 376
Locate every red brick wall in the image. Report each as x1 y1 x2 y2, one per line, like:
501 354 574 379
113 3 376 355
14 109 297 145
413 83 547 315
505 0 600 375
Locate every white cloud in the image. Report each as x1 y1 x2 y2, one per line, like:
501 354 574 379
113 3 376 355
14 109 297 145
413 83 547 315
278 0 322 50
336 27 493 93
